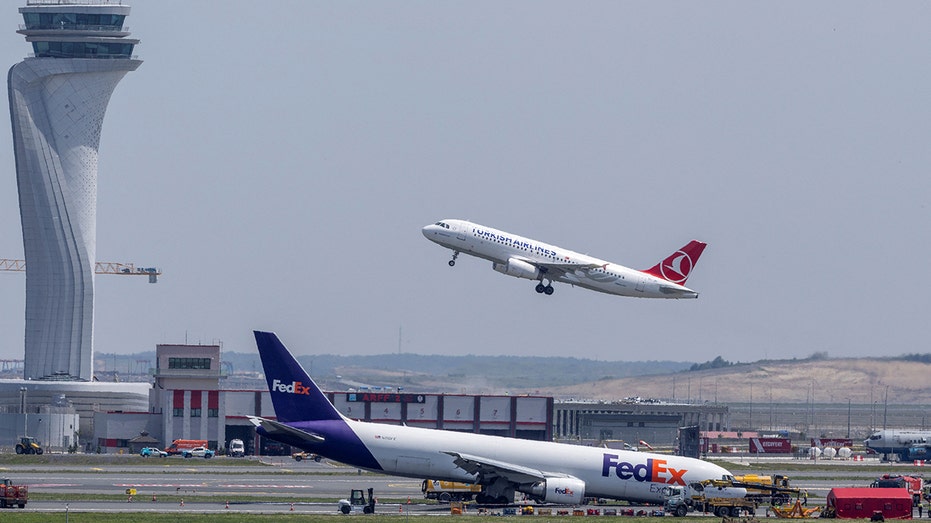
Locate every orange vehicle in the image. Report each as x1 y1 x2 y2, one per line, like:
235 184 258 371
164 439 208 456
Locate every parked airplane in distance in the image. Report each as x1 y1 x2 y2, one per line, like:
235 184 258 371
422 219 706 298
250 331 735 505
865 429 931 461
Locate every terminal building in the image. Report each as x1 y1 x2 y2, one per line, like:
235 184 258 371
94 344 556 454
91 343 727 455
553 401 730 452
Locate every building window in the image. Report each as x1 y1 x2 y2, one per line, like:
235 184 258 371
172 408 183 417
190 408 202 418
168 358 211 370
207 408 219 418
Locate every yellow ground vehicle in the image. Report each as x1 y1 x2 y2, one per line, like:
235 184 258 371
291 451 321 462
14 437 42 455
733 474 794 505
422 479 482 502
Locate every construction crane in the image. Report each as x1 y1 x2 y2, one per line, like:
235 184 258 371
0 259 161 283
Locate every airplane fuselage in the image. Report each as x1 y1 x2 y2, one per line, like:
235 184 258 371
865 429 931 459
287 416 729 503
423 219 700 298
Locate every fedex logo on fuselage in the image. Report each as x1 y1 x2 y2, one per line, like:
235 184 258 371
601 454 687 486
272 379 310 395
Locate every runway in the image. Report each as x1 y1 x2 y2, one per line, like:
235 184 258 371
0 454 919 515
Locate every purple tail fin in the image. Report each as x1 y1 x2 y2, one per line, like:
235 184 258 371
254 331 342 423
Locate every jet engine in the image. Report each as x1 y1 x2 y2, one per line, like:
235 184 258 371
492 258 540 280
527 477 585 505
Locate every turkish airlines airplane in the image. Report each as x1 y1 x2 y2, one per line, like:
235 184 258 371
423 219 707 298
250 331 735 505
865 429 931 460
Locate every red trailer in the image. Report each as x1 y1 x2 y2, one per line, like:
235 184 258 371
826 488 912 519
748 437 792 454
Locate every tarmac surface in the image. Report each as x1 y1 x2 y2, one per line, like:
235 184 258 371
2 454 927 515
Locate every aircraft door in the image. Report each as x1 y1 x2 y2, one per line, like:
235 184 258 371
455 223 467 241
635 276 647 292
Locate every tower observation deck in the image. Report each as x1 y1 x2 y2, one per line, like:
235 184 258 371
9 0 141 381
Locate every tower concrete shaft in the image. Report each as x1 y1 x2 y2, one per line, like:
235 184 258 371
9 1 141 380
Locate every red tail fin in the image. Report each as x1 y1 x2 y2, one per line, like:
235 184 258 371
642 240 707 285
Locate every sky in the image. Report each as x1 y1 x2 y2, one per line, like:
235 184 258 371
0 2 930 363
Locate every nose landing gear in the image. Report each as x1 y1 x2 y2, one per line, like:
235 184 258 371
448 251 460 267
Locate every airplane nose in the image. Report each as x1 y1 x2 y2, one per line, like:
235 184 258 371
422 225 432 238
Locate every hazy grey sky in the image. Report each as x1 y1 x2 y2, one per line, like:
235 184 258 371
1 2 929 363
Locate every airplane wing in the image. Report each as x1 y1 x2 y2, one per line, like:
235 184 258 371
248 416 325 444
443 451 573 485
514 258 603 277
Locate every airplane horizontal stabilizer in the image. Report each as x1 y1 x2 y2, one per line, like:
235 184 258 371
248 416 325 444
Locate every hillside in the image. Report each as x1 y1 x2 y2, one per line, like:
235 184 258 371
537 358 931 405
91 351 931 405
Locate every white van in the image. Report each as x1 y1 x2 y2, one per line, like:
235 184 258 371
228 438 245 457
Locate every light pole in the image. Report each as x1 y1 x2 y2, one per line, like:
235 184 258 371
19 387 27 437
846 398 851 439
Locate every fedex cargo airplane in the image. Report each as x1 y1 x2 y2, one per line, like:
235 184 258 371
250 331 734 505
422 219 706 298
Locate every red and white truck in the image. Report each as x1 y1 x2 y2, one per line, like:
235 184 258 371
871 474 924 506
164 439 208 456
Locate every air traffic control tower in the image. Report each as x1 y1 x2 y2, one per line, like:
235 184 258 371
9 1 141 381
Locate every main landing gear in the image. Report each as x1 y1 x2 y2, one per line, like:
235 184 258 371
535 282 554 295
448 251 459 267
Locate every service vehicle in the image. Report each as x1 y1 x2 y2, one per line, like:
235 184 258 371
871 474 924 506
733 474 795 505
292 451 321 462
164 439 207 456
0 478 27 508
139 447 167 457
14 437 42 455
338 488 375 514
664 480 755 517
228 439 245 457
182 447 215 459
422 479 482 502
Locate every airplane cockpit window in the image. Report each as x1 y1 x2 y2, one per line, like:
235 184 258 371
869 435 881 440
435 222 450 229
